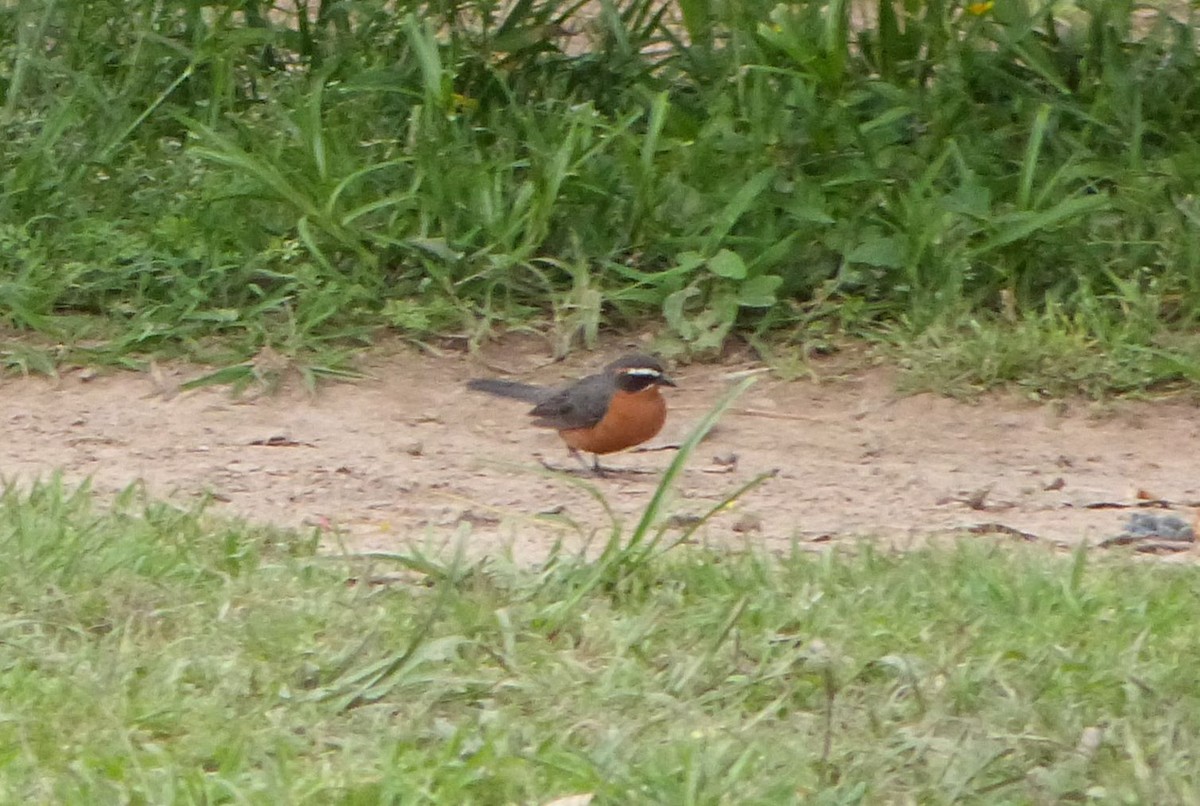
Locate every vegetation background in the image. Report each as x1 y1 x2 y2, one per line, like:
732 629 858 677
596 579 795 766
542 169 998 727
2 0 1199 391
4 0 1200 802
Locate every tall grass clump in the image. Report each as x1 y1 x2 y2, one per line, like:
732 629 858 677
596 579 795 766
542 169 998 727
1 0 1199 389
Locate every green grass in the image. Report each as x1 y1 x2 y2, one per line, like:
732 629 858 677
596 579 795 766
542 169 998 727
894 310 1200 399
4 477 1200 803
1 0 1200 392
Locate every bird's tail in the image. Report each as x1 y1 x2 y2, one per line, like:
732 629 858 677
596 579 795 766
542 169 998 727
465 378 548 403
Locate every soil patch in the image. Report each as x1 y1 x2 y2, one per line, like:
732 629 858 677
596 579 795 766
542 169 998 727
3 340 1199 562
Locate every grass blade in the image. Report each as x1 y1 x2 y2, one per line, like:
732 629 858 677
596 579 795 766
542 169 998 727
1017 103 1052 211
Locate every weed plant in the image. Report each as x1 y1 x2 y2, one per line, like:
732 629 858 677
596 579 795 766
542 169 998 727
1 0 1199 391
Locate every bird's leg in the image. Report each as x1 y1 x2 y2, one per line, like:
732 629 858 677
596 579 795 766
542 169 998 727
581 450 655 476
538 449 658 477
539 449 604 476
569 449 605 476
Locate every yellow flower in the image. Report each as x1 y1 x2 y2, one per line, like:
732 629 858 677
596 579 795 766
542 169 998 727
967 1 994 14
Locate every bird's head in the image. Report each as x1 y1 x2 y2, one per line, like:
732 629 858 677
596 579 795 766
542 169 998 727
607 353 676 393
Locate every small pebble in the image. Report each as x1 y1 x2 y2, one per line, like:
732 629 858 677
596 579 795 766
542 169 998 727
1123 512 1193 541
732 513 762 533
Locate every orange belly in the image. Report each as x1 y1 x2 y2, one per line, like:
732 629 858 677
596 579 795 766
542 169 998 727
558 388 667 455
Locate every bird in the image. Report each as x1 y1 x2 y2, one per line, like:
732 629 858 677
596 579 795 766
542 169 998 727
466 353 676 473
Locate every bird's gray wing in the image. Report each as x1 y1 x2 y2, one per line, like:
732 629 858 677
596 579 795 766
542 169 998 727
528 374 613 430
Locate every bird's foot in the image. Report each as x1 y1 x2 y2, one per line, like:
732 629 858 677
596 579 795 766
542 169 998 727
536 453 658 477
591 463 658 476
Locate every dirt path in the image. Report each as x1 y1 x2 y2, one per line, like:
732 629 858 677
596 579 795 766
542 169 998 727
3 340 1198 562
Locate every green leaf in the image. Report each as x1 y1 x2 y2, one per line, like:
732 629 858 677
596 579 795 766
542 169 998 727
689 291 738 352
973 194 1109 255
663 286 700 335
677 0 712 46
737 275 783 307
707 249 747 279
700 168 776 254
846 235 905 268
405 237 462 262
674 251 707 272
789 203 836 225
942 183 991 218
180 365 255 391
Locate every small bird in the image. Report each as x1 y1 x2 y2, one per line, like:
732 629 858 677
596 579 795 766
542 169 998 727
466 353 676 472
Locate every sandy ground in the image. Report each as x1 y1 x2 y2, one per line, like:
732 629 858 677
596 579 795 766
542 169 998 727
3 339 1199 563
